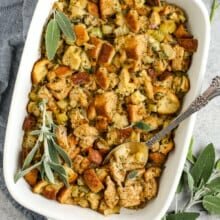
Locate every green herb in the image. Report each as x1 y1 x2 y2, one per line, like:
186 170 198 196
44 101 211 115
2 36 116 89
45 10 75 60
133 121 152 132
191 143 215 186
14 100 72 187
55 11 75 41
203 195 220 215
127 170 138 179
210 0 220 22
164 140 220 219
45 19 60 60
166 212 199 220
187 138 196 164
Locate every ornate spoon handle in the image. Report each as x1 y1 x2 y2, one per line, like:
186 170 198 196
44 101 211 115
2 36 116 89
146 76 220 147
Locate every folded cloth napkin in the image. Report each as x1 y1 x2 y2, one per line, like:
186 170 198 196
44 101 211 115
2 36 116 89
0 0 46 219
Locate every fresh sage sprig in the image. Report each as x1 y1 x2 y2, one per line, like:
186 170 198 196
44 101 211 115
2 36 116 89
164 140 220 220
210 0 220 22
14 100 72 187
45 10 76 60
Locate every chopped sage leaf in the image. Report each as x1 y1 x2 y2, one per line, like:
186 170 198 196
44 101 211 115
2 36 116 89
134 121 152 132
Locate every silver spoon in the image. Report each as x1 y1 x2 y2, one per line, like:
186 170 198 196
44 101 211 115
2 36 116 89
103 76 220 165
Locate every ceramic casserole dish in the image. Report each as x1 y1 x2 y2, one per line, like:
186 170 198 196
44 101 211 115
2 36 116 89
3 0 210 219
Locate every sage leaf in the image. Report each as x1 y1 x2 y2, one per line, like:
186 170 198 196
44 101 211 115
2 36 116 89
215 159 220 170
14 161 41 182
191 143 215 186
52 140 72 167
166 212 200 220
48 140 59 164
55 11 75 41
176 174 184 194
49 161 69 187
207 177 220 193
134 121 152 132
184 170 194 192
127 170 138 179
22 137 41 169
45 19 60 60
43 160 55 184
203 195 220 214
187 138 196 164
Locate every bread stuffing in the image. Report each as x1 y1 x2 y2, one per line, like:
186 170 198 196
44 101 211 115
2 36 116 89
18 0 197 215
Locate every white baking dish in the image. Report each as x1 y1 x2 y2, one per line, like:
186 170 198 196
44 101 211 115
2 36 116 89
3 0 210 219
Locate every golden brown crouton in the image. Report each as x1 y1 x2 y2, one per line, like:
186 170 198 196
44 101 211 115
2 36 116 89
104 176 119 208
96 116 109 132
95 68 110 90
55 125 69 149
88 148 103 165
87 1 99 17
175 24 192 38
99 0 120 18
146 0 161 6
125 35 145 60
109 160 126 185
125 10 140 33
144 167 162 180
83 169 104 193
32 59 49 84
64 166 78 183
149 152 166 167
72 72 90 85
74 24 90 46
178 38 198 52
54 66 72 77
73 155 91 174
42 184 63 200
87 37 103 60
22 115 36 131
87 102 97 120
98 42 116 65
24 169 38 187
87 192 101 210
32 180 48 194
127 104 144 122
57 186 72 204
62 46 81 70
94 92 117 120
172 45 185 71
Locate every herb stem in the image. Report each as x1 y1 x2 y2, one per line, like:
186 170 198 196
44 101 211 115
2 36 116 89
210 0 220 22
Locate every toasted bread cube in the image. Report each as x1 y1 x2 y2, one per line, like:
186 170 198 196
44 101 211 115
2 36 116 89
57 187 72 204
88 148 103 165
144 178 158 200
95 67 110 89
54 66 72 77
87 1 99 17
72 71 90 85
87 37 103 60
62 46 81 70
178 38 198 52
94 91 117 120
83 169 104 193
149 152 166 166
73 155 91 174
74 24 89 46
98 42 116 65
172 45 185 71
64 166 78 183
42 184 63 200
146 0 161 6
99 201 120 215
24 169 38 187
32 180 48 194
96 116 109 132
175 24 192 38
99 0 120 18
32 59 49 84
126 10 140 33
125 36 144 60
87 102 97 120
127 104 144 122
144 167 161 180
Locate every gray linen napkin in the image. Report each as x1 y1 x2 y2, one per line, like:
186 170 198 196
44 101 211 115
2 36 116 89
0 0 46 219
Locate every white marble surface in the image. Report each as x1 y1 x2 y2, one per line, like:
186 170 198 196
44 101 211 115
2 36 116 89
1 0 220 219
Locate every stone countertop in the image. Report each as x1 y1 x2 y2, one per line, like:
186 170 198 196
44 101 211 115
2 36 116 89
0 0 220 219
